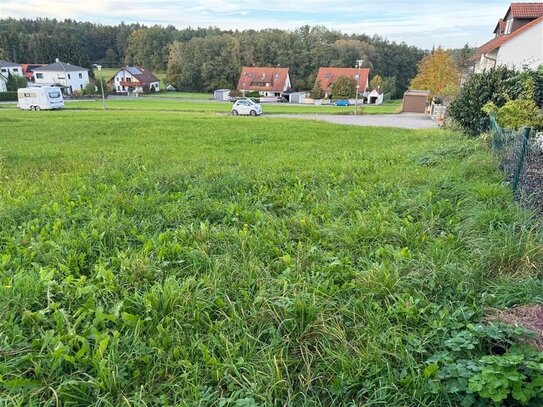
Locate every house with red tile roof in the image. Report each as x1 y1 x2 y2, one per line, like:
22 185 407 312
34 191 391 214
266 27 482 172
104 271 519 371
473 3 543 73
237 67 291 97
314 67 370 98
107 66 160 93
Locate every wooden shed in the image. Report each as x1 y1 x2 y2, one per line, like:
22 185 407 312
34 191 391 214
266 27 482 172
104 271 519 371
402 90 430 113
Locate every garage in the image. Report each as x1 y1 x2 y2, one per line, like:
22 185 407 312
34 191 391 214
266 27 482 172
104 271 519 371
402 90 430 113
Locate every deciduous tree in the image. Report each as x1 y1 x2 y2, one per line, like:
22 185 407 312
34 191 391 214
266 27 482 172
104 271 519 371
410 48 460 97
331 75 356 99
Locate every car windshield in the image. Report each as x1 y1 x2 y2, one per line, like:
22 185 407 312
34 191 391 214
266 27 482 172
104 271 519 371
246 99 256 105
48 92 61 99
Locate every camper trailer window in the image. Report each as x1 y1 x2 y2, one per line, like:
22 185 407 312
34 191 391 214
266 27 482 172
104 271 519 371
49 91 61 99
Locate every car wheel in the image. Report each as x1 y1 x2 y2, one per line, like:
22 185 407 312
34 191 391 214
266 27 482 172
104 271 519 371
250 110 257 116
35 106 41 111
232 110 239 116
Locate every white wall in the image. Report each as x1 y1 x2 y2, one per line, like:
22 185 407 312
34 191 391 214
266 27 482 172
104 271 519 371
0 65 23 78
0 76 6 92
474 50 498 74
34 69 89 94
497 21 543 70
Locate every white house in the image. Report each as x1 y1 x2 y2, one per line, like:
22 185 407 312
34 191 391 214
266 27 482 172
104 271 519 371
0 60 24 79
107 66 160 93
32 59 89 95
473 3 543 73
368 87 384 105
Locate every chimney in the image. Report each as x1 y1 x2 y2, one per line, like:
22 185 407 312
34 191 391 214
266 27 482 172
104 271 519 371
55 58 59 63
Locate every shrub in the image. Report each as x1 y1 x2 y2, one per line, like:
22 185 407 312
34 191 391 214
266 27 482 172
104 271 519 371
245 91 260 98
492 99 543 130
0 91 17 101
331 75 356 99
449 66 543 136
6 73 27 91
310 79 325 99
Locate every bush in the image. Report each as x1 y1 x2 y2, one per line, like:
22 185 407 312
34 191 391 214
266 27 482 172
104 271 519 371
488 99 543 130
331 75 356 99
449 66 543 136
0 91 18 101
245 91 260 98
310 79 325 99
6 73 27 91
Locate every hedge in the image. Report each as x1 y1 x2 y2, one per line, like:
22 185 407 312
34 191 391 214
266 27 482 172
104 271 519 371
0 91 18 101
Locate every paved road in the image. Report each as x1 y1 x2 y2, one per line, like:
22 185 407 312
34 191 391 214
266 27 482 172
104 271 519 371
270 113 437 129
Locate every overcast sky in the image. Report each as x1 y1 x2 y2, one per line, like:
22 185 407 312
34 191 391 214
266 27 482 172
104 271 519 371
1 0 512 49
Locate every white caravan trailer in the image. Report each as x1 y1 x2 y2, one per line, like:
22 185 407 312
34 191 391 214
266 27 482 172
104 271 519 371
17 87 64 111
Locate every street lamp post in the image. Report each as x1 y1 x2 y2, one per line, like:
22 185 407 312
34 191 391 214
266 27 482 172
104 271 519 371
354 59 364 115
93 64 106 110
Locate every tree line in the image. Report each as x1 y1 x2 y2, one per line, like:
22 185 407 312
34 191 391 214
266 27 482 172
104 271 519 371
0 18 428 97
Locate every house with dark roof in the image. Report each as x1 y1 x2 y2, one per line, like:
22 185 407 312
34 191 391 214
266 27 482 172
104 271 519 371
32 59 89 95
107 66 160 93
473 3 543 73
0 60 24 80
237 67 291 97
314 67 370 98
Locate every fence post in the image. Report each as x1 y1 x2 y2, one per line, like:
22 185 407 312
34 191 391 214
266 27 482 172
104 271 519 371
512 127 531 192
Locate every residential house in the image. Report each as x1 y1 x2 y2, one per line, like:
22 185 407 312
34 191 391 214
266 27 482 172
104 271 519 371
473 3 543 73
107 66 160 93
21 64 46 81
32 59 90 95
314 67 370 98
368 86 384 105
0 60 24 79
237 67 291 97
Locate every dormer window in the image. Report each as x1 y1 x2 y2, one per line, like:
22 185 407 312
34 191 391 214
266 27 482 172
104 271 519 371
505 19 513 34
325 73 331 78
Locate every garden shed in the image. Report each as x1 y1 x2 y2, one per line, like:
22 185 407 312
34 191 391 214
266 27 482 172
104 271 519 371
403 90 430 113
288 92 306 104
214 89 230 101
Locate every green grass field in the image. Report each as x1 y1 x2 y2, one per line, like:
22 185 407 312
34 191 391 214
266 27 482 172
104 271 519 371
1 109 542 405
0 98 402 115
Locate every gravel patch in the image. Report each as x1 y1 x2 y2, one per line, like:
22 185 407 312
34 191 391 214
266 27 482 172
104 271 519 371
269 113 437 129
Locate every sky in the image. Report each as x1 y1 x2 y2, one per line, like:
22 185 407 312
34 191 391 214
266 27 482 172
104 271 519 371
0 0 513 49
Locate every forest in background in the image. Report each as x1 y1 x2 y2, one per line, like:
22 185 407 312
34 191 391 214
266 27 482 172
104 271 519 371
0 18 471 97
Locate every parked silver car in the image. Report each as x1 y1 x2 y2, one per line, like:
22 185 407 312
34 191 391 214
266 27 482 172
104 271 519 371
231 98 263 116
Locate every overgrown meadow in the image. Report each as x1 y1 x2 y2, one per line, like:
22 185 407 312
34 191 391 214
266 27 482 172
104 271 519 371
1 110 542 405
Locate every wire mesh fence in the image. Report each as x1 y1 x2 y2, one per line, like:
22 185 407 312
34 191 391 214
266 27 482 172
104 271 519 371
490 117 543 210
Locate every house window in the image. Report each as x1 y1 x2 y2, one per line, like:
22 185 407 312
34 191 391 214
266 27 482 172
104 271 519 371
68 74 71 79
325 73 331 78
80 84 83 89
36 73 43 79
505 19 513 34
13 68 19 72
79 73 82 78
1 69 6 73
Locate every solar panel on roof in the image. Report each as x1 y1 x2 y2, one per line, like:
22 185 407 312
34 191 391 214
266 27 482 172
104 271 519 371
126 67 142 75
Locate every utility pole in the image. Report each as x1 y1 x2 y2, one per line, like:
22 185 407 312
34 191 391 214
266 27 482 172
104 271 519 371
354 59 364 115
93 64 106 110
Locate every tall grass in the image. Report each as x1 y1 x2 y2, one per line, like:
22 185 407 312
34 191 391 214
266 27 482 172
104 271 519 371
0 110 541 405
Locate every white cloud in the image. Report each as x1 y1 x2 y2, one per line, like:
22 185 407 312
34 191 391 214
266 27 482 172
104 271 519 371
0 0 511 48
